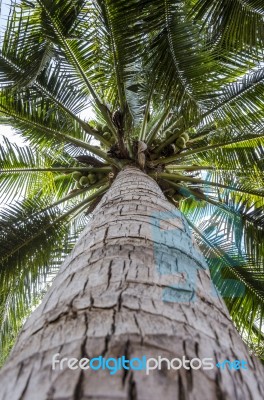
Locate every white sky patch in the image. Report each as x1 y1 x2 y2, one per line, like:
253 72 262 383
78 106 100 146
78 106 95 122
0 125 26 146
0 0 12 36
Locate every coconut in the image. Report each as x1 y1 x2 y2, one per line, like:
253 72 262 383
181 132 189 142
173 194 184 202
175 137 186 149
72 171 83 181
79 176 89 186
88 173 97 184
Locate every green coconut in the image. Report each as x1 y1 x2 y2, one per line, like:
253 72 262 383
181 132 189 142
173 194 184 202
88 173 97 184
175 137 186 149
76 182 83 189
79 176 89 186
72 171 83 181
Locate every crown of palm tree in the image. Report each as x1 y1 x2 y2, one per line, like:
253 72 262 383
0 0 263 363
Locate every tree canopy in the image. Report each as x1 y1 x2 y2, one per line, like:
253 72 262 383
0 0 263 363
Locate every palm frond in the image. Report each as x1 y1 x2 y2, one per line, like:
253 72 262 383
191 0 264 51
183 203 264 345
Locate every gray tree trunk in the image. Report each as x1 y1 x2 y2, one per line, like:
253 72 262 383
0 166 263 400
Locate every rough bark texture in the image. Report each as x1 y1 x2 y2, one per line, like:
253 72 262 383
0 166 263 400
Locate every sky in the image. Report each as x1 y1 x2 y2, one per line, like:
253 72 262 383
0 0 11 34
0 125 26 146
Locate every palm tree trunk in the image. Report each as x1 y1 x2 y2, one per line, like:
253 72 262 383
0 166 263 400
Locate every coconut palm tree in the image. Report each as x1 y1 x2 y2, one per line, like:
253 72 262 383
0 0 263 398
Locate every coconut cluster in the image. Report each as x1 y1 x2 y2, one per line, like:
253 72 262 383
72 171 105 189
152 131 190 155
97 124 116 148
173 132 189 152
